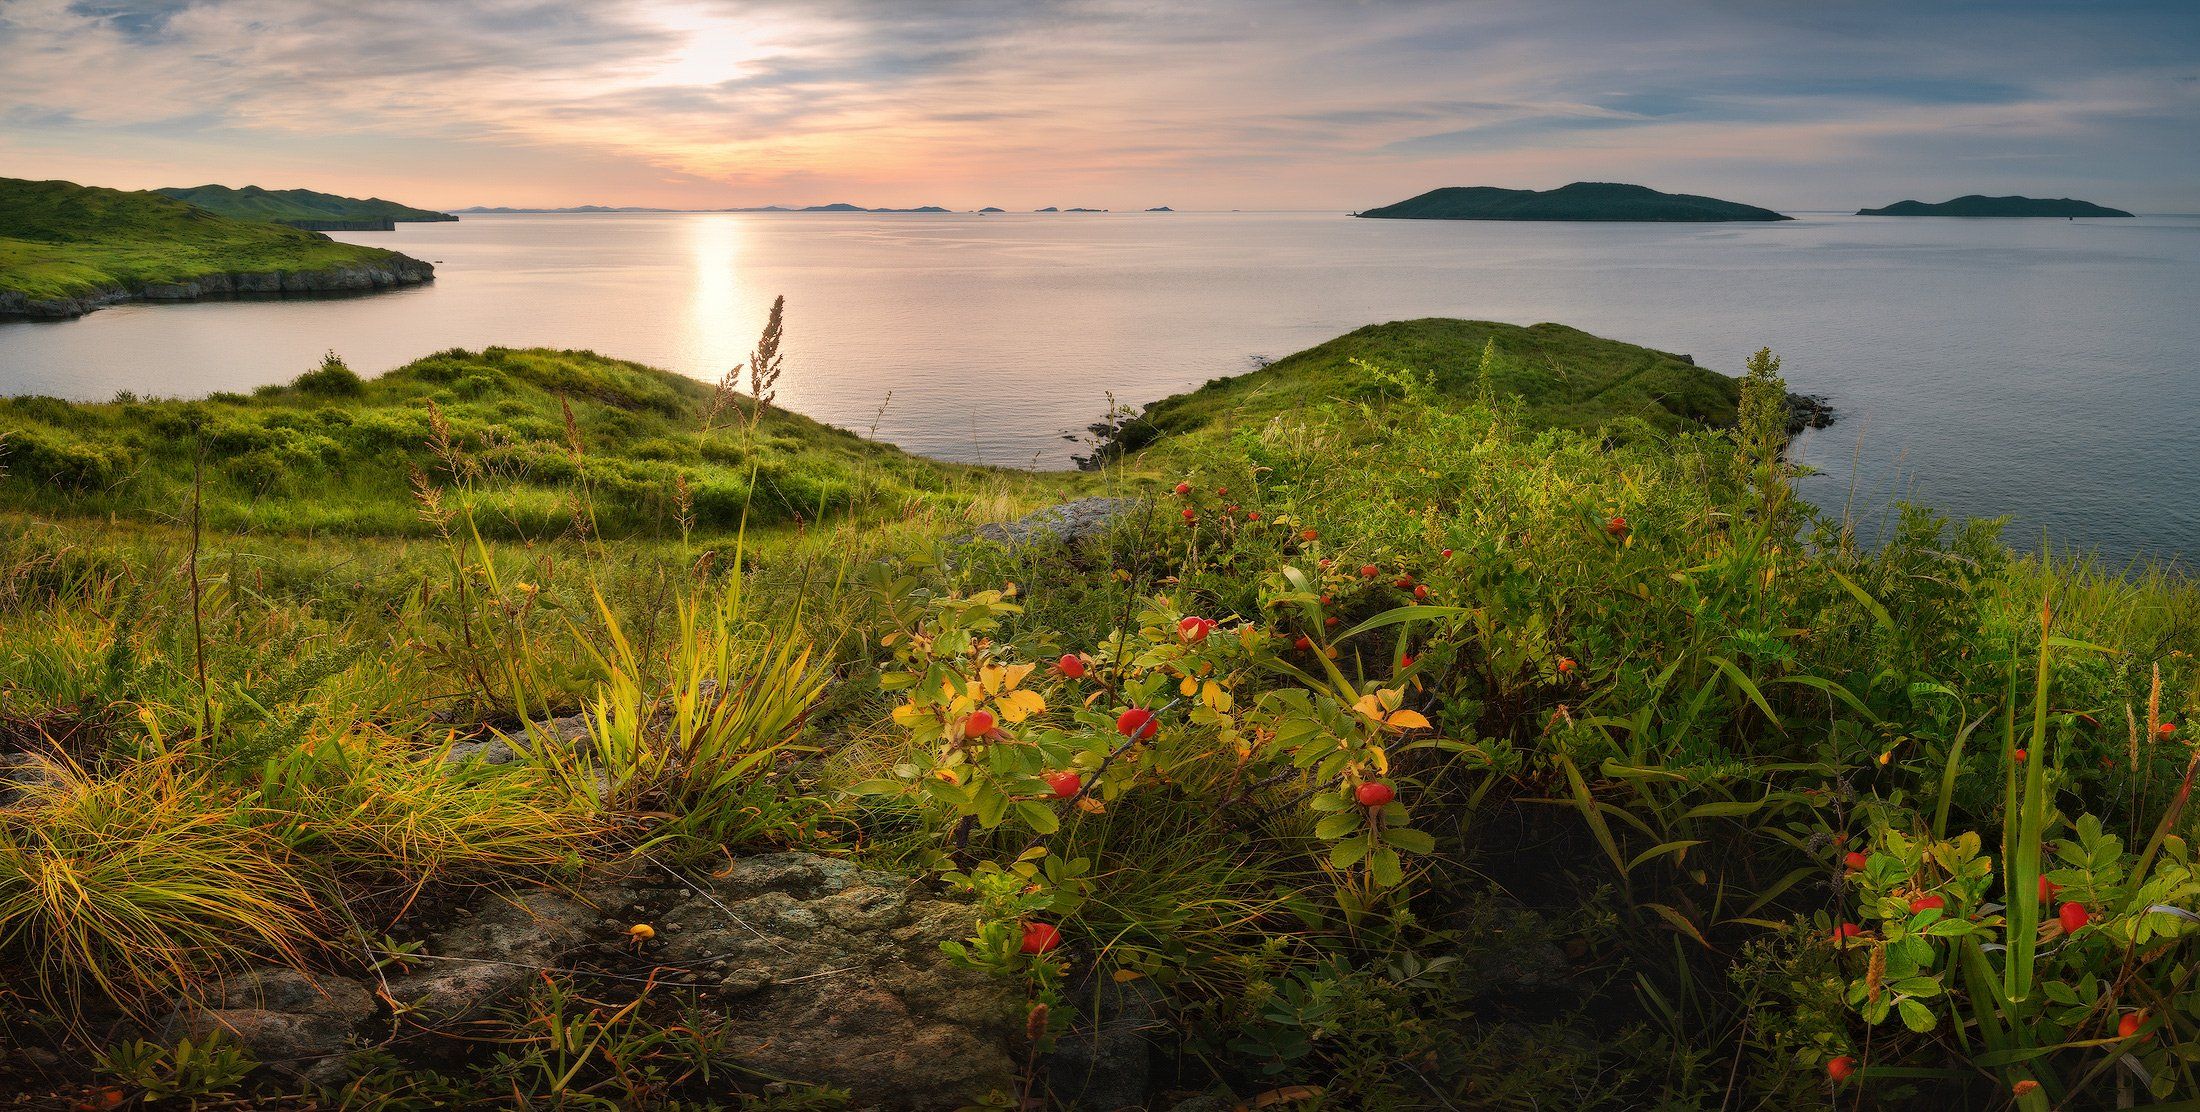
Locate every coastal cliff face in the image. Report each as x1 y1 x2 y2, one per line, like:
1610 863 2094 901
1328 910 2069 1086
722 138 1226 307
0 254 433 320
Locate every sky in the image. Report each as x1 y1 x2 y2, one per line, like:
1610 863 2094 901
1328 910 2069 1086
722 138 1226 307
2 0 2197 212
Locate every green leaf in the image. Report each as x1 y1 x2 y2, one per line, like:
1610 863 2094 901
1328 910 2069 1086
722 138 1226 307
1382 827 1436 855
1897 998 1937 1032
1368 847 1404 887
1314 811 1362 841
1331 834 1372 869
1016 801 1059 836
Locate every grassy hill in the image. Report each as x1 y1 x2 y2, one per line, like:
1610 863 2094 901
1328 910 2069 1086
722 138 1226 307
0 177 431 318
1856 194 2135 217
154 183 458 230
1357 182 1790 222
0 346 1039 536
1107 318 1741 461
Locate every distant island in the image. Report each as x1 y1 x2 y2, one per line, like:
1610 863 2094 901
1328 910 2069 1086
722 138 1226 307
154 184 457 231
1034 207 1059 213
0 177 432 320
1146 206 1174 212
1855 195 2135 218
978 206 1005 213
1356 182 1790 222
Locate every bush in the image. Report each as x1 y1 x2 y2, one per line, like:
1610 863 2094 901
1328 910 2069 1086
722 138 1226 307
293 350 364 396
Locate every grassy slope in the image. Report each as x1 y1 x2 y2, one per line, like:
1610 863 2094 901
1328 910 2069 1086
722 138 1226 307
0 347 1062 536
0 177 421 303
1358 182 1790 221
1118 318 1739 461
154 184 457 224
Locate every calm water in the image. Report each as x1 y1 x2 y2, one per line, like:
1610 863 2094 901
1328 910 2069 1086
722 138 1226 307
2 211 2197 563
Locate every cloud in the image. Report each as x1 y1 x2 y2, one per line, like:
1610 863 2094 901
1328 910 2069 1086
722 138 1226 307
1 0 2195 209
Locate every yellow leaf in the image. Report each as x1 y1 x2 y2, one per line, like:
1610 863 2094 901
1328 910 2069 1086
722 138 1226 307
1000 662 1036 692
1378 688 1403 713
998 689 1048 723
1386 709 1432 730
1076 797 1107 814
1371 745 1389 774
1181 676 1199 697
891 703 929 727
1201 681 1232 712
979 664 1006 695
1111 969 1145 983
1351 694 1384 720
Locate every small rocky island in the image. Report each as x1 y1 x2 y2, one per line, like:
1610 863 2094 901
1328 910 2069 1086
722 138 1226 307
1357 182 1790 222
1856 195 2135 217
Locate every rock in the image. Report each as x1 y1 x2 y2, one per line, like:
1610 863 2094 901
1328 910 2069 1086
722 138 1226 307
385 891 598 1028
654 853 1027 1110
0 751 64 807
1045 975 1160 1110
968 497 1135 549
166 968 373 1083
443 713 589 765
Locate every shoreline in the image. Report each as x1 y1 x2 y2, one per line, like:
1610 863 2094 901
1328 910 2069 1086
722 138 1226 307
0 256 434 322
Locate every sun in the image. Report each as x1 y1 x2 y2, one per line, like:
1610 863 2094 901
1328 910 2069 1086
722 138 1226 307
644 1 778 88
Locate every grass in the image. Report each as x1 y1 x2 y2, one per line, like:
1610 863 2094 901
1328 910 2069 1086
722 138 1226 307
2 314 2197 1107
0 177 423 306
0 345 1067 535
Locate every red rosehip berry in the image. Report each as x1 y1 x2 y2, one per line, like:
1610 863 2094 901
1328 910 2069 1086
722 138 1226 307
1020 921 1063 954
1826 1056 1857 1083
1359 564 1379 578
1173 482 1191 496
1043 771 1081 800
1246 511 1260 522
1293 634 1313 652
2120 1011 2148 1040
1842 851 1868 872
1115 707 1158 740
1440 548 1454 559
2012 748 2027 762
1181 508 1196 522
2158 722 2178 741
1909 894 1945 914
2039 876 2059 903
1058 653 1086 679
1606 516 1629 538
1831 922 1864 942
2058 901 2090 934
1355 781 1395 808
1301 528 1318 541
1557 657 1577 674
1413 584 1429 600
963 710 996 738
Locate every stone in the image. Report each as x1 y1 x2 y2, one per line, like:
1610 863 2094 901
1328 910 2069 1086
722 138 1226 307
653 853 1028 1111
166 968 373 1083
969 497 1135 549
1044 975 1160 1110
384 890 599 1028
0 751 64 807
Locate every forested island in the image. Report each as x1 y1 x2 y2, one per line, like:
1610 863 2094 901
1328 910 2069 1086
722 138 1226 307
0 177 432 320
153 184 458 231
1856 195 2136 217
1357 181 1790 221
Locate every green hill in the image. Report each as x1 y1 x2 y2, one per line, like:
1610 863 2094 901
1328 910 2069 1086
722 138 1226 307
1106 318 1743 461
0 177 432 319
0 346 1038 536
1357 182 1790 222
154 183 458 230
1856 195 2134 217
